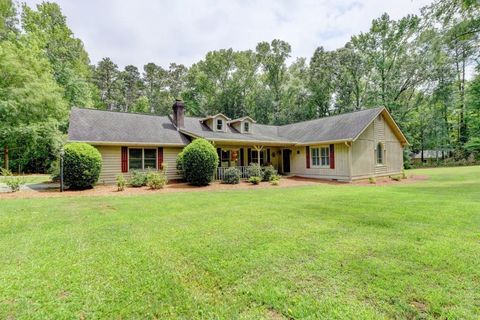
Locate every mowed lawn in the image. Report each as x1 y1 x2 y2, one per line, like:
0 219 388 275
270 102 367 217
0 167 479 319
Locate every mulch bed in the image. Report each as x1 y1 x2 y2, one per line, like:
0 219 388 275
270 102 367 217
0 175 429 199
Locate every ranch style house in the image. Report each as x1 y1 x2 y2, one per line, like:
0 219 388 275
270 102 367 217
68 100 408 183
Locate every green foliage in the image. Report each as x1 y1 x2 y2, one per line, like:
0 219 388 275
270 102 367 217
222 167 241 184
391 175 402 181
247 163 263 178
128 170 148 187
0 168 26 192
146 171 168 189
248 176 261 185
269 174 280 186
116 174 126 191
401 169 408 179
63 143 101 189
181 138 218 186
261 165 277 182
465 137 480 159
369 177 377 184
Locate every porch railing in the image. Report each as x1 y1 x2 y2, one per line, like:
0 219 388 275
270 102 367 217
215 166 251 180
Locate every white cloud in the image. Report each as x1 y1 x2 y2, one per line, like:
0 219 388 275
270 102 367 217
22 0 432 69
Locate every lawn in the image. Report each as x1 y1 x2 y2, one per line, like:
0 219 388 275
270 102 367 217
0 167 479 319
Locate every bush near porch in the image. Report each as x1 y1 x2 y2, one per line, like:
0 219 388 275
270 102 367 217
178 138 218 186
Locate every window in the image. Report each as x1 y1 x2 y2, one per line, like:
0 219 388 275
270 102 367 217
216 119 223 131
251 150 265 165
311 147 329 167
376 143 384 165
129 148 143 170
129 148 157 170
144 149 157 169
244 121 249 132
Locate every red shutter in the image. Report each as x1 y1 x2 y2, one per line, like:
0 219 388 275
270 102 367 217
306 146 310 168
329 144 335 169
121 147 128 172
157 147 164 170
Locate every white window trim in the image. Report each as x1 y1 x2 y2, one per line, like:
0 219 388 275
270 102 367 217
311 146 330 168
128 147 157 170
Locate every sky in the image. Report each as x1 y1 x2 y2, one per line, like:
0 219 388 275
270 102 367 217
23 0 432 69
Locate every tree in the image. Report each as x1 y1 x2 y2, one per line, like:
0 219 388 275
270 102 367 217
21 2 95 107
308 47 334 117
256 39 291 124
118 65 143 112
93 57 121 110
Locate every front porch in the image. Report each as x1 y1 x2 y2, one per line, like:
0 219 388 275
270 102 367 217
213 144 293 180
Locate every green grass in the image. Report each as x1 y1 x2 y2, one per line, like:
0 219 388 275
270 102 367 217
1 167 479 319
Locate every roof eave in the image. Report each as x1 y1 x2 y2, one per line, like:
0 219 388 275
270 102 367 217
66 140 187 147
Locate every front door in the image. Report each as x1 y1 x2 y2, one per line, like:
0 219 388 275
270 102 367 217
283 149 291 173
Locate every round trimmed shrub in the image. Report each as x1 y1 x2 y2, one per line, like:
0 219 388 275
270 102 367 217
261 165 277 182
247 163 263 178
222 167 241 184
63 143 102 189
182 138 218 186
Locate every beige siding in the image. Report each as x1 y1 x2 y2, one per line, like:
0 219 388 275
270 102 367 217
94 145 183 185
351 115 404 179
290 143 350 181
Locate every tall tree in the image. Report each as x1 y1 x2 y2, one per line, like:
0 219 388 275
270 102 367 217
256 39 291 124
21 2 95 107
93 57 121 111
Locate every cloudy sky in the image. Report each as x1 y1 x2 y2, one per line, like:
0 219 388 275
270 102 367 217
24 0 432 69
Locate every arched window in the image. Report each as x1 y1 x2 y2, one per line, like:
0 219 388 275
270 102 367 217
376 143 384 165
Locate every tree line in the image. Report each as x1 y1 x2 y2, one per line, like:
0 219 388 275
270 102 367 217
0 0 479 173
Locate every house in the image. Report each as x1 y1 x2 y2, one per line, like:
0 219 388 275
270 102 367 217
67 100 408 184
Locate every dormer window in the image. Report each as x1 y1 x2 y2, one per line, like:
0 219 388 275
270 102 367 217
244 122 249 133
216 119 223 131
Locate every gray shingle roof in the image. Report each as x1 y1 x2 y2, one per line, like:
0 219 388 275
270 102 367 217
68 106 387 145
278 107 384 143
68 107 190 145
181 117 289 143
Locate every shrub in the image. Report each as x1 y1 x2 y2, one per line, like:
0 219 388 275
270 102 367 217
49 160 60 182
248 176 261 185
262 165 277 182
247 163 263 178
401 169 407 179
129 170 148 187
116 174 126 191
182 138 218 186
1 169 26 192
176 151 185 174
368 177 376 184
391 175 401 181
63 143 102 189
222 167 241 184
147 171 168 189
269 174 280 186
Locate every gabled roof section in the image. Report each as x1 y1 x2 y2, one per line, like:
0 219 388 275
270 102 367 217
199 113 231 122
227 116 257 124
180 116 292 145
68 107 190 146
278 107 385 144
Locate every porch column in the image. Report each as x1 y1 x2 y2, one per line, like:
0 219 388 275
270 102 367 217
253 145 264 166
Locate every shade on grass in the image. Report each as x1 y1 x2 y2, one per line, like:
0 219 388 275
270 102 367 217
0 167 479 319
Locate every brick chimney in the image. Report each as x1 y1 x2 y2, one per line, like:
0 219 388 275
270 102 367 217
172 99 185 129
